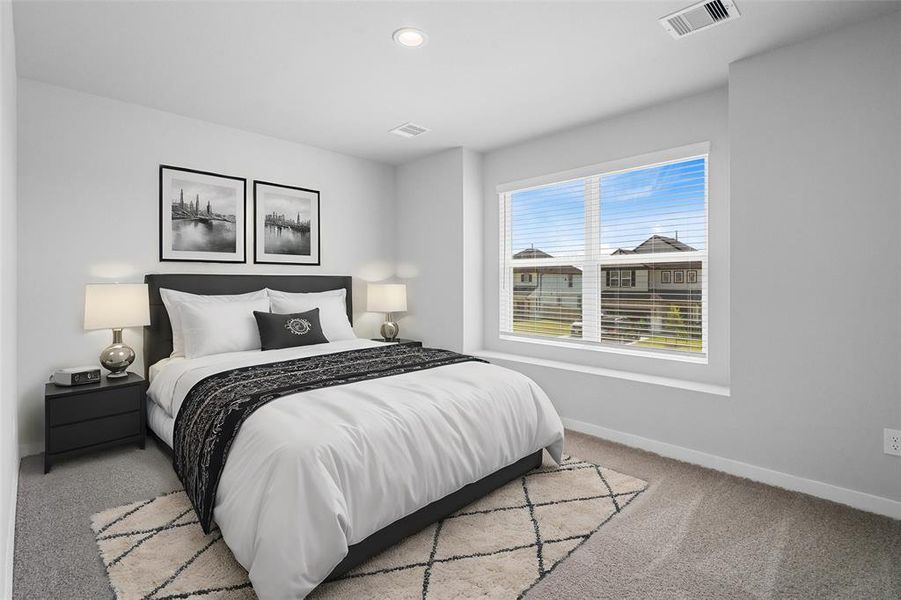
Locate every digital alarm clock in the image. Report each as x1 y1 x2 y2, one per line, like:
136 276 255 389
51 366 101 386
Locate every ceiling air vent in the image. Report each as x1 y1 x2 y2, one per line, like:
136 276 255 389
659 0 741 39
389 122 430 138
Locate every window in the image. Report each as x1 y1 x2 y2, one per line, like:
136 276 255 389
605 269 635 288
499 146 708 359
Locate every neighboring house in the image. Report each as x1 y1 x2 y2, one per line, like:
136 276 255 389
513 235 702 341
512 248 582 325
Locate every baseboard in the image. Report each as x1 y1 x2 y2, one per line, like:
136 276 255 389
3 459 17 600
562 417 901 520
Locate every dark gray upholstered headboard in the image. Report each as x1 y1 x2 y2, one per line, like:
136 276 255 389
143 273 353 378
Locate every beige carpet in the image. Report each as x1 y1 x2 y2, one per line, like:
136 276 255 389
90 455 646 599
18 433 901 599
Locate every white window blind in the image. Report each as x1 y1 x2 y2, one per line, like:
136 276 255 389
499 146 708 360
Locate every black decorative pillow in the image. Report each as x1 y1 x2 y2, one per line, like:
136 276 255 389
254 308 329 350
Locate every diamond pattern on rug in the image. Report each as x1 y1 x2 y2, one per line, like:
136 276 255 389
90 456 646 599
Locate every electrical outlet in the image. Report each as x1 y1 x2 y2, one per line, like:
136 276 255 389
885 428 901 457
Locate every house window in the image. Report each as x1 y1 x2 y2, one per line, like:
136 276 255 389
604 269 635 288
499 145 708 359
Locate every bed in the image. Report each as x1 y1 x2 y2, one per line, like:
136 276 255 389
142 273 565 599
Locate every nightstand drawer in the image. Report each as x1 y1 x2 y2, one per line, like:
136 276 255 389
47 411 141 453
46 386 141 426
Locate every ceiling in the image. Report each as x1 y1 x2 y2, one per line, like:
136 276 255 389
12 1 899 165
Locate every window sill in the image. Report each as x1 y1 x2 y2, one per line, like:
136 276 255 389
499 333 708 365
474 348 731 397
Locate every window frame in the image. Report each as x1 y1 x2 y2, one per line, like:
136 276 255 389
498 142 709 364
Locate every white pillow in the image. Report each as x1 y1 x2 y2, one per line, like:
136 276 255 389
160 288 269 357
267 288 355 341
179 297 271 359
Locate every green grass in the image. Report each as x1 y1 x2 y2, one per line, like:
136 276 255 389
513 319 574 337
632 336 703 353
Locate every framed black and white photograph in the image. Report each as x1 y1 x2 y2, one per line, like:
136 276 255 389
159 165 246 263
674 270 685 284
687 270 698 284
254 180 320 265
661 270 672 284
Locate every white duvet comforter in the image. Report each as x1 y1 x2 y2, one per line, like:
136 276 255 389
148 339 565 599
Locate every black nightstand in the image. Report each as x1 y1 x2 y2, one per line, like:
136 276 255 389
44 373 146 473
371 338 422 348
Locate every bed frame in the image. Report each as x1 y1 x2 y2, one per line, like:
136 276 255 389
142 273 543 581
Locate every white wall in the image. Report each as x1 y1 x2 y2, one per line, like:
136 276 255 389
0 2 17 595
395 147 483 351
728 11 901 503
461 148 483 353
478 12 901 510
17 80 397 453
483 87 731 387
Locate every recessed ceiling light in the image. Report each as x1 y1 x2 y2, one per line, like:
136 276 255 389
393 27 427 48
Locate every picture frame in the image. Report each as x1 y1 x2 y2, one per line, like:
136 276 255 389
674 270 685 284
661 270 672 284
254 180 321 265
687 270 698 284
159 165 246 263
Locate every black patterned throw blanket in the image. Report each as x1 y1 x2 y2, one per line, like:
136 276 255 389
173 344 486 532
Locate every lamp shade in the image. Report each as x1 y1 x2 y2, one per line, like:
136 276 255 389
84 283 151 330
367 284 407 313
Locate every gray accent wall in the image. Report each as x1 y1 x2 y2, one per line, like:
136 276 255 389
474 11 901 506
395 147 484 352
0 2 17 595
728 10 901 504
15 80 397 453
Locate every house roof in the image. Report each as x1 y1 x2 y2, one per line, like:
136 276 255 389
612 235 696 255
632 235 696 253
514 264 583 278
516 235 695 262
513 248 553 259
512 247 581 276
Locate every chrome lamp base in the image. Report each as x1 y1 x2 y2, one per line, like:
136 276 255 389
100 328 136 378
380 314 399 342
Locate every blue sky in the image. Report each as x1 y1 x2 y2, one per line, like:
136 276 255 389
511 157 706 258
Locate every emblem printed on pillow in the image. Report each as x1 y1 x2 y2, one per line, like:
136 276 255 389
285 317 312 336
254 308 329 350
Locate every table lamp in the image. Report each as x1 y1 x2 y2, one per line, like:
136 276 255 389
367 284 407 341
84 283 150 378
